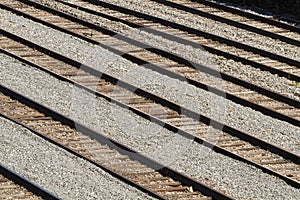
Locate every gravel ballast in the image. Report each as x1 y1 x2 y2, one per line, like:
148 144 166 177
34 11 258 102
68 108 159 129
209 0 300 24
25 0 300 102
1 4 300 199
90 0 300 61
0 117 156 200
1 53 300 199
0 9 299 155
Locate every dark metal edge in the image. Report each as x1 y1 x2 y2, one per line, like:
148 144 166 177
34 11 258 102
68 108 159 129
0 84 233 200
194 0 300 33
2 1 300 127
0 163 60 200
53 0 300 83
1 35 299 188
152 0 300 46
52 0 300 109
0 26 299 164
0 114 165 200
11 0 300 76
30 0 300 100
81 0 300 67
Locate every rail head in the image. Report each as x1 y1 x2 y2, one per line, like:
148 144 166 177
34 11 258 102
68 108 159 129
193 0 300 33
0 25 299 171
50 0 300 109
0 163 61 200
0 0 299 189
80 0 300 67
0 84 233 200
0 30 299 189
150 0 300 46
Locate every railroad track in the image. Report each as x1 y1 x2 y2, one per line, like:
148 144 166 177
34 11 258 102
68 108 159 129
0 163 59 200
2 0 300 84
0 29 299 188
0 0 300 129
151 0 300 46
0 85 231 200
51 0 300 81
207 0 300 24
189 0 300 31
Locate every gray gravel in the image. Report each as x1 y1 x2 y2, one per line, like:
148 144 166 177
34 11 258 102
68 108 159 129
94 0 300 61
122 27 300 102
208 0 300 25
1 53 300 200
1 9 299 155
28 0 300 101
1 6 300 199
0 117 156 200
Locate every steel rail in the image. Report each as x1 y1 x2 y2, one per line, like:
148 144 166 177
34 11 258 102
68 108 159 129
53 0 300 109
6 0 300 83
0 84 233 200
53 0 300 83
1 1 300 129
0 163 60 200
0 29 299 188
0 110 164 200
2 47 300 191
193 0 300 33
151 0 300 46
79 0 300 68
203 0 300 24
